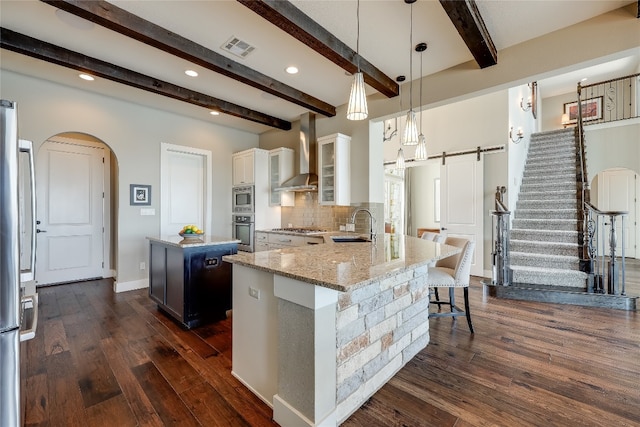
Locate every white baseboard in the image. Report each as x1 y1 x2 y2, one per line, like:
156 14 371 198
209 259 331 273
114 278 148 293
231 370 273 409
273 394 337 427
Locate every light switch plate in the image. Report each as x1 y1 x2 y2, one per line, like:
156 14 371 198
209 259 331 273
140 208 155 216
346 223 355 232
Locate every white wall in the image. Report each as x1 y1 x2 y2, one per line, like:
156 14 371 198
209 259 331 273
1 70 258 286
585 120 640 178
507 84 537 212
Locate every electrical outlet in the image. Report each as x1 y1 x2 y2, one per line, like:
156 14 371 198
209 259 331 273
339 225 346 231
249 287 260 300
139 262 146 270
346 223 355 232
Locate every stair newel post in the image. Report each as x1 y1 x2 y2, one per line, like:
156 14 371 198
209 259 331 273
491 196 511 286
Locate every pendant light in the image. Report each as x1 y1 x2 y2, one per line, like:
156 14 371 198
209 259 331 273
402 0 419 145
396 147 406 170
414 42 428 161
346 0 368 120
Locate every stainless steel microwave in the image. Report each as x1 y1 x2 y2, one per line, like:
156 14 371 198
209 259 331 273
232 185 254 213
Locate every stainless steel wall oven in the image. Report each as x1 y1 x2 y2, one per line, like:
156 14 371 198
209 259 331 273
232 214 255 252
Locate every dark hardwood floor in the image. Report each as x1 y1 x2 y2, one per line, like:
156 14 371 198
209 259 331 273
24 263 640 426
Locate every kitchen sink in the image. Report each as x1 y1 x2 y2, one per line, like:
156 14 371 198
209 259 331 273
331 236 371 243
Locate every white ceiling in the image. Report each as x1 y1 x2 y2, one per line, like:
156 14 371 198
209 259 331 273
0 0 637 134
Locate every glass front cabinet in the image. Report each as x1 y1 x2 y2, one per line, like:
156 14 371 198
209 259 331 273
318 133 351 206
269 147 294 206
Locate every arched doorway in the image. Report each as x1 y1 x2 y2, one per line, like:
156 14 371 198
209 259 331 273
35 132 117 286
590 167 638 259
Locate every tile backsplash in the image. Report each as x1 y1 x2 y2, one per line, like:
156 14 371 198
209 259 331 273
281 192 384 235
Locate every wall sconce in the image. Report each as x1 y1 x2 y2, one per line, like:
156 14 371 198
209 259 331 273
520 97 532 112
561 113 570 128
510 126 524 143
383 117 398 142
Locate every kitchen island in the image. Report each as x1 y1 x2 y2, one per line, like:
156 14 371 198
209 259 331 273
147 235 239 328
223 233 460 426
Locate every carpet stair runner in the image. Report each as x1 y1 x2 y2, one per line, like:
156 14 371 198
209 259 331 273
509 128 588 289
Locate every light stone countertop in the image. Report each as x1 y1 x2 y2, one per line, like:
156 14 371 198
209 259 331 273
223 233 461 292
147 235 240 249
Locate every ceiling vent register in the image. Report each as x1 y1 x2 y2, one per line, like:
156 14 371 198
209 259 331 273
221 37 255 58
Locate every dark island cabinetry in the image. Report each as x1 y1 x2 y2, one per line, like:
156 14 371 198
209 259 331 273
148 236 238 329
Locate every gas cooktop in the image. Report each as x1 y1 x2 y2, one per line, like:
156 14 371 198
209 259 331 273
271 227 327 235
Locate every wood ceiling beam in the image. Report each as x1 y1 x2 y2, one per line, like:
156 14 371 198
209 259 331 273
0 28 292 130
41 0 336 117
439 0 497 69
237 0 399 98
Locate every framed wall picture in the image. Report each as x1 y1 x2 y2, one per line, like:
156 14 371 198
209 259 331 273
130 184 151 206
563 96 603 124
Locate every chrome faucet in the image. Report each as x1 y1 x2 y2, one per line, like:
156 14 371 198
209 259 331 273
350 208 376 242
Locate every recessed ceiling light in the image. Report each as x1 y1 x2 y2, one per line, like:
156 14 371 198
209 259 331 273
285 66 299 74
210 111 220 116
185 70 198 77
581 77 588 82
79 74 94 81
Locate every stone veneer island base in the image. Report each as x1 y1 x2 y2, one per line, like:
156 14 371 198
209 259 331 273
223 233 460 426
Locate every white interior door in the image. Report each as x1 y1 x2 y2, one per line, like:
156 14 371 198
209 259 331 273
597 169 636 258
440 154 484 276
160 143 212 236
36 141 104 285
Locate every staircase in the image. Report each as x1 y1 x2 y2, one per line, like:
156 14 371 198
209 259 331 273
487 128 637 310
510 128 588 289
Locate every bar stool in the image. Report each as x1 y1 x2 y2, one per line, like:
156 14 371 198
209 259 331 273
427 238 475 333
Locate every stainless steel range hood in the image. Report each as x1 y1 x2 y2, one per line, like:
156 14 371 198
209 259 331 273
276 112 318 192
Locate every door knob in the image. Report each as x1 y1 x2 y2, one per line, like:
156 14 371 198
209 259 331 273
441 227 447 231
36 229 47 233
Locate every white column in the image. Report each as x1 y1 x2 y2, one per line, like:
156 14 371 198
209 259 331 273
273 275 340 427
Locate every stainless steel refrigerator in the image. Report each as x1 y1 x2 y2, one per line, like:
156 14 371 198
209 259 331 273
1 99 39 427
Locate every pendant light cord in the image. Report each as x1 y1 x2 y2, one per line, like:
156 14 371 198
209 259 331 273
409 1 413 112
356 0 361 72
419 46 423 135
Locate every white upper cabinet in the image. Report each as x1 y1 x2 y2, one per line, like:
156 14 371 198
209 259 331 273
269 148 295 206
318 133 350 206
232 149 255 185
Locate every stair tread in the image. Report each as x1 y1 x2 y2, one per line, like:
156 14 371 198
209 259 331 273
510 239 579 246
513 218 576 222
515 208 576 211
511 251 578 260
511 265 588 276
